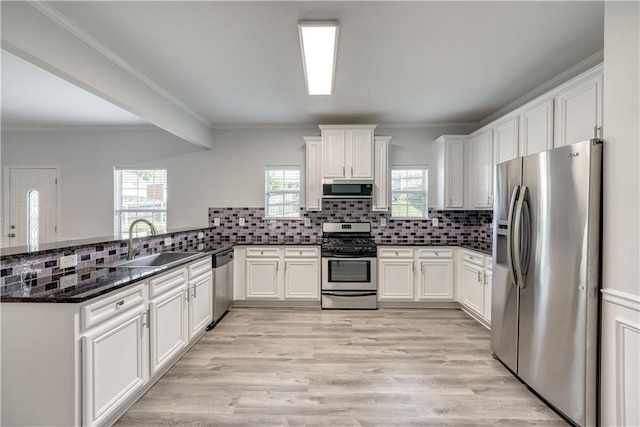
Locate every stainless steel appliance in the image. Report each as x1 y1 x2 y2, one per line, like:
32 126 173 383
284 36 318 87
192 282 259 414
322 182 373 199
491 139 602 427
321 222 377 309
206 247 234 330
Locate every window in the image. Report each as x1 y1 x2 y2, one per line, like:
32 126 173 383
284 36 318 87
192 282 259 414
27 189 39 249
265 166 301 219
114 168 167 237
391 167 429 218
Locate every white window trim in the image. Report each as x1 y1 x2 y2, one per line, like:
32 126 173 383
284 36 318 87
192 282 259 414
264 165 303 220
114 166 168 236
391 165 430 220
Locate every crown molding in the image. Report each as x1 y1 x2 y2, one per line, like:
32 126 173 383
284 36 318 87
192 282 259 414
1 124 160 132
479 49 604 127
26 1 213 128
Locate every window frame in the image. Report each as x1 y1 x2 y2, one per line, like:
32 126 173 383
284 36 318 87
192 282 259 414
114 167 168 237
390 165 430 219
264 166 302 220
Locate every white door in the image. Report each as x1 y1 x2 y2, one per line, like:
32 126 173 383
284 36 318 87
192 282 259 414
445 138 465 209
245 259 280 299
322 130 346 179
460 263 485 316
5 168 58 247
519 99 554 156
469 131 493 208
284 259 320 299
378 258 415 300
149 287 188 375
418 260 454 300
348 129 374 179
189 275 213 339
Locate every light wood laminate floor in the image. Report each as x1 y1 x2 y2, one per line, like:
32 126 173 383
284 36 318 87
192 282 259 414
116 308 567 426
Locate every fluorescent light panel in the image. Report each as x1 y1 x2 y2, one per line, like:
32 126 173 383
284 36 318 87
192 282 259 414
298 21 338 95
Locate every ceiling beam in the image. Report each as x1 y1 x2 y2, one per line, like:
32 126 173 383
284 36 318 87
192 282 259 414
1 1 214 149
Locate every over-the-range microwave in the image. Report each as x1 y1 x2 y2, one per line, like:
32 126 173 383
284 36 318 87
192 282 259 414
322 182 373 199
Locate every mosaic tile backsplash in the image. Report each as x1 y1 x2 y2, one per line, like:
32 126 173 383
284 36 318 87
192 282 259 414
208 200 492 245
1 201 492 294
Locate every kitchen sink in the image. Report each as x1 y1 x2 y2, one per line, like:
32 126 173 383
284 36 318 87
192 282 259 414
100 252 203 269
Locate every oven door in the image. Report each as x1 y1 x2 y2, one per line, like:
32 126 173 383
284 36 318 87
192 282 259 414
321 257 377 291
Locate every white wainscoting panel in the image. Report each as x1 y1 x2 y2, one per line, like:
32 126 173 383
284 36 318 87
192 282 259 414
601 289 640 427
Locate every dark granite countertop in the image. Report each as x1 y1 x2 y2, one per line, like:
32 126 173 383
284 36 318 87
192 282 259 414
0 245 234 303
376 242 492 256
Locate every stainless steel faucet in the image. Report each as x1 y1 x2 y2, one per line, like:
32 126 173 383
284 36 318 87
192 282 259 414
127 218 159 260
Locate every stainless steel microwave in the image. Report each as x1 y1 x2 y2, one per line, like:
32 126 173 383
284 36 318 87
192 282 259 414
322 182 373 198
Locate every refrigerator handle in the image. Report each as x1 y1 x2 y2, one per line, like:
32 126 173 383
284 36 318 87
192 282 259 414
521 198 532 276
513 185 528 289
506 185 520 287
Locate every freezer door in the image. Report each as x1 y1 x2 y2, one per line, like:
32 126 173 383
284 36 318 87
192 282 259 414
490 159 522 372
518 140 602 427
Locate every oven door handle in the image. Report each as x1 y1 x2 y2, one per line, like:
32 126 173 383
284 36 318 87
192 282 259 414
322 291 377 297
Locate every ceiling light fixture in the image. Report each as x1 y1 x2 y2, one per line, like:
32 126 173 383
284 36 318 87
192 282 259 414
298 21 339 95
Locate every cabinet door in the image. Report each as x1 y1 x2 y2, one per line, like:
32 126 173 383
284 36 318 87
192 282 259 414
494 117 519 164
372 136 389 211
378 259 415 300
445 138 465 209
460 262 484 316
149 287 187 375
322 130 346 179
484 271 493 323
554 72 602 147
305 138 322 211
349 129 374 179
82 309 148 426
284 258 319 299
246 258 280 299
469 130 493 209
519 98 554 156
418 259 454 300
189 274 213 339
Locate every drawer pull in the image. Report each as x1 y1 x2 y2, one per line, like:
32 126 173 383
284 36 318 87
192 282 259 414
395 251 399 256
261 251 264 255
435 251 439 256
115 300 124 309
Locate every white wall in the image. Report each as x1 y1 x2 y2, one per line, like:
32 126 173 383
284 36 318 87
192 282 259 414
600 2 640 426
1 125 471 238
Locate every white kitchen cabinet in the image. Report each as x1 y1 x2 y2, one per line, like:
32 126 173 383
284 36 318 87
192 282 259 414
246 258 280 299
82 284 149 427
239 246 320 302
434 135 465 209
188 273 213 339
493 116 519 164
519 98 554 156
418 259 454 300
460 261 485 316
378 247 455 302
149 286 187 375
468 129 494 209
484 264 493 322
372 136 390 211
554 66 603 147
284 258 320 299
320 125 376 180
378 257 415 300
304 136 322 211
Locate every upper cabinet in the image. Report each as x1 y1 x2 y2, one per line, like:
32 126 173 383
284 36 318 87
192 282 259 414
320 125 376 180
519 98 554 156
304 136 322 211
493 116 519 164
554 67 603 147
434 135 465 210
372 136 391 211
468 129 493 209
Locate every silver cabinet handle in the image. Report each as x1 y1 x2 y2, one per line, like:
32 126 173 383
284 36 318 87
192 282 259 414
142 310 149 328
351 166 353 177
184 288 189 301
395 251 399 256
192 283 197 299
115 300 124 309
435 251 439 256
477 271 481 282
342 166 345 177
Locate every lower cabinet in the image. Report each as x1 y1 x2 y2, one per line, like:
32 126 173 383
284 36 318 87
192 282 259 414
1 256 213 427
459 250 492 326
237 246 320 302
82 305 149 426
378 247 455 302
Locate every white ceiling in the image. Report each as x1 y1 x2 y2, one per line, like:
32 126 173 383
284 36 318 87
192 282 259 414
1 1 604 129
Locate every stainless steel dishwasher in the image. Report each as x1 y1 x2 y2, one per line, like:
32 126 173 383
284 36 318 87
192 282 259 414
206 248 234 330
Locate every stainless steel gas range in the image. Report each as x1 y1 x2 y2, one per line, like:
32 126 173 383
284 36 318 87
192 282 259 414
321 222 377 309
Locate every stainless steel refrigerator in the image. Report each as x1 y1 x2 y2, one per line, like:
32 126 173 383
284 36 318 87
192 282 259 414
491 139 602 427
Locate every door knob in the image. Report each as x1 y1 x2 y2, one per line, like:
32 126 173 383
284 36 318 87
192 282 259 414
10 225 16 229
7 233 15 238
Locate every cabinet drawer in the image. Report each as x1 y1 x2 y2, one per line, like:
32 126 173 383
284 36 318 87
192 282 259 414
417 248 453 259
462 250 484 267
485 256 493 269
284 247 319 258
189 257 211 280
246 247 280 258
81 283 146 331
150 268 187 299
378 247 414 258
